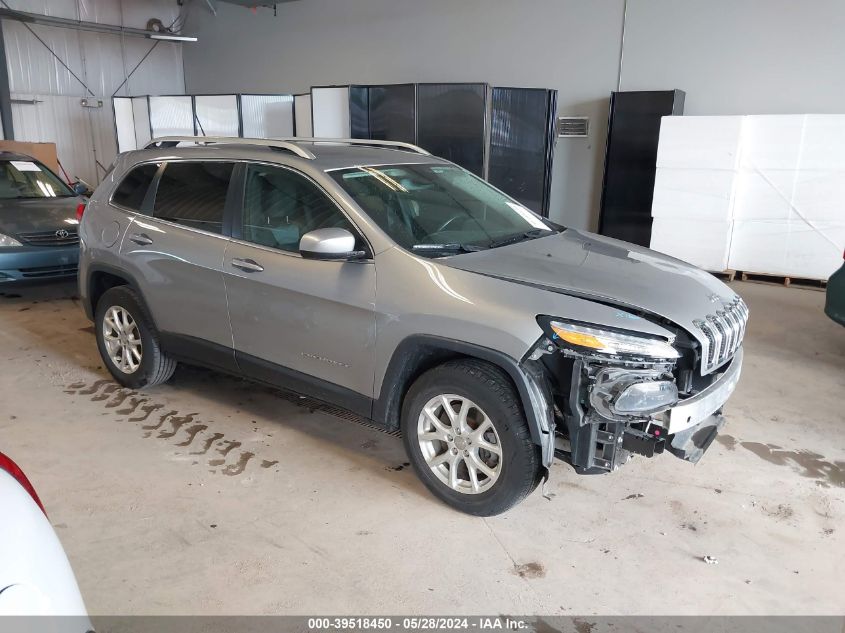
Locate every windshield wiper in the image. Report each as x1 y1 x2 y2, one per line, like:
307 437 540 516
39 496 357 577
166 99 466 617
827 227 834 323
488 228 556 249
411 243 486 254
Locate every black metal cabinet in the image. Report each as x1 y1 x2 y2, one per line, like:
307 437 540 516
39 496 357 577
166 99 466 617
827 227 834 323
598 89 685 247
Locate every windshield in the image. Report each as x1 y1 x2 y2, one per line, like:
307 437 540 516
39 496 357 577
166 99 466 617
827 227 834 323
0 159 74 199
330 163 560 256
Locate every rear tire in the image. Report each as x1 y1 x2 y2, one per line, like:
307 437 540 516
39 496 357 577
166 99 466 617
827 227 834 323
401 359 542 516
94 286 176 389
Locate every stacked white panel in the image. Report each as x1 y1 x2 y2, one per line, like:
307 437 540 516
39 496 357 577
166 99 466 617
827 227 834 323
650 116 744 271
728 220 845 280
652 114 845 279
730 114 845 279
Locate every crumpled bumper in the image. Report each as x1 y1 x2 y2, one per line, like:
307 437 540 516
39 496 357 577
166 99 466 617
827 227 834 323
667 412 726 463
663 348 743 434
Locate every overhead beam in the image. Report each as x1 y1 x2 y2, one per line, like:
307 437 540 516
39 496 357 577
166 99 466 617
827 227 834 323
0 7 196 41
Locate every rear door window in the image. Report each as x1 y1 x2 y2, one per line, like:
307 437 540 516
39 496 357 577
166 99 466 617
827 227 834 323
153 162 235 234
112 163 159 211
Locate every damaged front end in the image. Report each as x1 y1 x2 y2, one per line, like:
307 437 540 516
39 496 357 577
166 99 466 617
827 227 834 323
524 313 744 475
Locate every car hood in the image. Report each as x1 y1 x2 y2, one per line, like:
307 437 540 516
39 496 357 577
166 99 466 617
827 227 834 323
443 229 739 337
0 197 80 235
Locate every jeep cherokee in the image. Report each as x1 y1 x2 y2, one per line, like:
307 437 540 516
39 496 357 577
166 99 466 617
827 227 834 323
78 136 747 515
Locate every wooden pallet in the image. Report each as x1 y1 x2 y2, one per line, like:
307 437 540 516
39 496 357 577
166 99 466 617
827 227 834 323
708 269 736 282
739 270 828 290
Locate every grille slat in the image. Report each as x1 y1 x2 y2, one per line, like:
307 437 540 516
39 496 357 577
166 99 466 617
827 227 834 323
695 298 748 374
18 263 78 278
708 315 725 362
725 309 741 355
17 228 79 247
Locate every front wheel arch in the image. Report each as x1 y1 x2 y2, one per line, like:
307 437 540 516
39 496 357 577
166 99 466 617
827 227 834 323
373 335 554 464
401 358 544 515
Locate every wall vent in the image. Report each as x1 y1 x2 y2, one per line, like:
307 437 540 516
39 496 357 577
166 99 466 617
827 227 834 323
557 116 589 137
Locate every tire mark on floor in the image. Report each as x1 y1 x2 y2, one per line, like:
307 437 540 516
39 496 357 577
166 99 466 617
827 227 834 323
91 383 120 401
64 380 270 477
177 424 208 447
116 396 147 415
192 432 224 456
129 403 163 422
104 389 135 408
157 413 197 439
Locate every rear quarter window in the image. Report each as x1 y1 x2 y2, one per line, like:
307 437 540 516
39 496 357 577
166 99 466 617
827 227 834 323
112 163 159 211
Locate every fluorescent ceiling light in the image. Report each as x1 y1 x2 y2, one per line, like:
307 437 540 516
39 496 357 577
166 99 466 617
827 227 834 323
148 33 198 42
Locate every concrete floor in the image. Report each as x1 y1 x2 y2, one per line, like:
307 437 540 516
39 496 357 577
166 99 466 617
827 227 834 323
0 280 842 616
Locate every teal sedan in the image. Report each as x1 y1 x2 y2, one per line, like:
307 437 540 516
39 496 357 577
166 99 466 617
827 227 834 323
825 252 845 326
0 152 86 283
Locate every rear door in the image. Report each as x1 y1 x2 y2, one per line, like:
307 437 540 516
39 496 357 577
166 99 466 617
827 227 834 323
222 162 377 416
118 160 237 371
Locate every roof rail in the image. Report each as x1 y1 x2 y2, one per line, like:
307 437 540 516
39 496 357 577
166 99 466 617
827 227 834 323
275 137 431 156
144 136 316 160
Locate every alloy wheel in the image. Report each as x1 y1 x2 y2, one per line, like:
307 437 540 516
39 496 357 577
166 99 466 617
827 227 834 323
416 394 502 494
102 305 143 374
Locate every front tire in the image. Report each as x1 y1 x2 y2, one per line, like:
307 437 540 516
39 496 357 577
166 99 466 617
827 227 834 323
94 286 176 389
401 359 542 516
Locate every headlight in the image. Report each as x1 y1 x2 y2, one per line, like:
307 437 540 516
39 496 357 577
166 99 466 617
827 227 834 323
0 233 22 247
591 367 678 419
545 319 680 359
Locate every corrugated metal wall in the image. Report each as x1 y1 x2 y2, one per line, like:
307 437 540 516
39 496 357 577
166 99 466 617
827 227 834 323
2 0 186 184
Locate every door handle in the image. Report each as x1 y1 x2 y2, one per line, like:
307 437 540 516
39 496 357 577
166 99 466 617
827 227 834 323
231 257 264 273
129 233 153 246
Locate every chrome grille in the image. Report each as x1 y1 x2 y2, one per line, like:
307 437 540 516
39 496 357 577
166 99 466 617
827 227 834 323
17 228 79 247
694 297 749 374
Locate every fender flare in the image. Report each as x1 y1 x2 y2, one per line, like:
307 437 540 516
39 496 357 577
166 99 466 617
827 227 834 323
82 263 146 321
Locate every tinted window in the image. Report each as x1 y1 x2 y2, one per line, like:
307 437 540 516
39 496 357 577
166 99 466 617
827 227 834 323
331 163 554 255
0 159 74 199
242 164 355 253
153 162 234 234
112 163 159 210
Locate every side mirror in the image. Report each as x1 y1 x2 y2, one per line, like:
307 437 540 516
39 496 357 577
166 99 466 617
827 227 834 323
71 180 89 196
299 228 366 261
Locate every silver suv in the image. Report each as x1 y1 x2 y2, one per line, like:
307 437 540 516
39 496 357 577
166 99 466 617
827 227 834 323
78 136 747 515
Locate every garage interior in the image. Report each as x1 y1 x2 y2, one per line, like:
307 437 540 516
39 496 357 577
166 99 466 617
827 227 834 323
0 0 843 621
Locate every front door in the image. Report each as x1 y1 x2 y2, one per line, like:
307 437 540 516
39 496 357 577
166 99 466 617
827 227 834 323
223 162 377 416
119 160 237 370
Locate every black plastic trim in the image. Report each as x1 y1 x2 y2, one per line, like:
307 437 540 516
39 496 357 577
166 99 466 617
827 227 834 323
157 333 238 373
300 249 368 262
157 333 373 419
235 350 373 419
